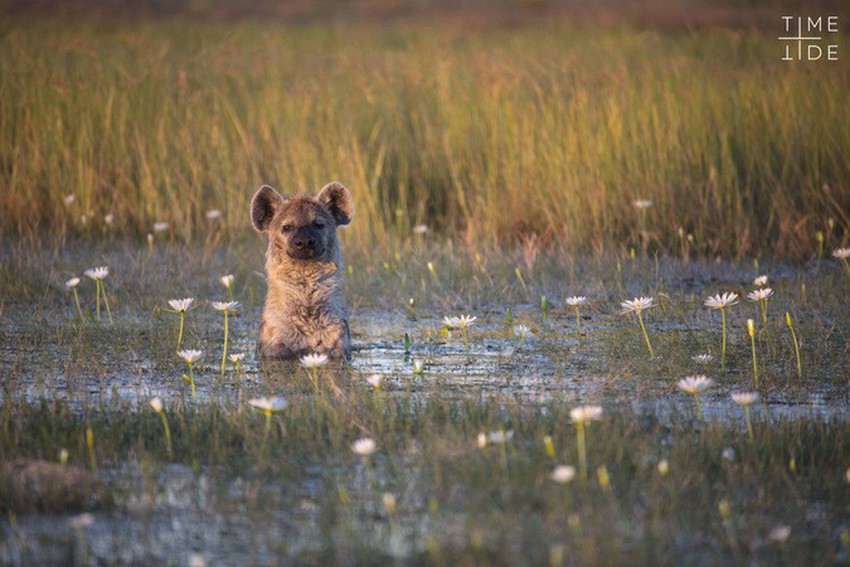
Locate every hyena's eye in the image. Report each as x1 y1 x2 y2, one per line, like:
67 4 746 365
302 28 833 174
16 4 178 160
313 220 326 229
282 224 294 233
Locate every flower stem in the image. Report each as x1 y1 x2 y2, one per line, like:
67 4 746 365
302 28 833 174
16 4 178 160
694 393 703 426
576 422 587 482
749 329 759 389
499 435 508 474
574 305 582 339
95 280 101 322
86 426 97 475
177 312 185 351
220 309 229 378
463 328 470 356
637 311 654 357
760 300 774 355
72 287 84 321
188 364 196 398
786 312 802 379
160 412 173 459
720 307 727 372
744 406 754 442
101 281 113 324
263 412 271 445
365 456 375 493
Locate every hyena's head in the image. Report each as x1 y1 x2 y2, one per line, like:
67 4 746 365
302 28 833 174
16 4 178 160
250 182 353 262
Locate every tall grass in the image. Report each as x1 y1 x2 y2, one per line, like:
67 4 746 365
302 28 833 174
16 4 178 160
1 21 848 256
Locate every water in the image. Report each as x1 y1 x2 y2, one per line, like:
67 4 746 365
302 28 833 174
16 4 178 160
2 245 849 565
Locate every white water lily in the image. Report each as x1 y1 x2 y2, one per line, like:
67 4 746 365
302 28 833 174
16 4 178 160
678 375 713 423
704 292 738 371
731 392 758 407
570 406 603 424
212 302 238 377
769 525 791 543
66 276 84 320
444 314 477 356
704 292 739 309
168 298 194 313
178 349 202 398
84 266 109 280
84 266 112 323
487 430 514 444
832 247 850 259
550 465 576 484
620 296 655 314
566 296 588 338
443 314 477 329
178 349 203 365
248 396 288 414
621 297 656 356
677 375 713 394
67 512 94 530
366 374 383 389
168 298 194 350
746 288 774 302
732 391 758 441
300 353 329 368
150 396 173 458
351 437 377 456
513 324 531 339
250 396 288 443
571 405 602 482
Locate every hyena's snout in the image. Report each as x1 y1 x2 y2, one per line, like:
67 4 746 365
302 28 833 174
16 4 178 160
288 226 325 260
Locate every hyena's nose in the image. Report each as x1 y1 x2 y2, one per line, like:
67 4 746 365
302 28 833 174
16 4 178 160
293 236 316 250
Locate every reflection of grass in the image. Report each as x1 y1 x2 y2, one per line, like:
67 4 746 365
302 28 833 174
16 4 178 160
1 24 848 258
2 242 850 562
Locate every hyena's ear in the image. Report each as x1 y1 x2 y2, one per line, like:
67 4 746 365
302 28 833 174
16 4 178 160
316 182 354 226
251 185 286 232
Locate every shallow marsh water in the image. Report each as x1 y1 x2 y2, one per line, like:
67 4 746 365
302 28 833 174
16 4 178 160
1 240 849 565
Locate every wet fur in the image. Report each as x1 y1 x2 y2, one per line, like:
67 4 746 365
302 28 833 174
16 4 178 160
251 183 353 360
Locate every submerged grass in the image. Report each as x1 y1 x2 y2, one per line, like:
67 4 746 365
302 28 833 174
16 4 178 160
1 21 849 257
2 386 850 564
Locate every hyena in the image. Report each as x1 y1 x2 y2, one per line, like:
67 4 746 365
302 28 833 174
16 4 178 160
250 182 353 360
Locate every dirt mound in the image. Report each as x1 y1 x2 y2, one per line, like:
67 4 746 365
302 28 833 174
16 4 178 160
1 459 113 513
